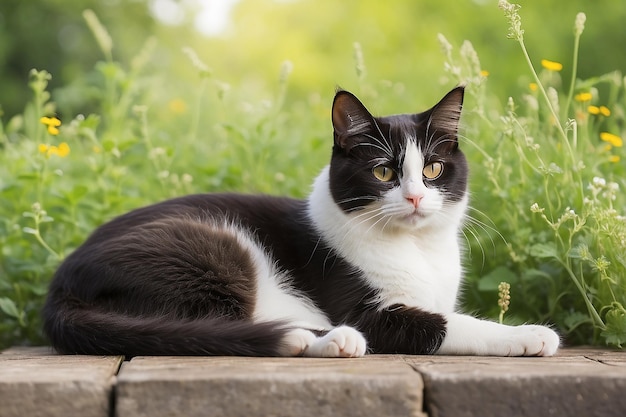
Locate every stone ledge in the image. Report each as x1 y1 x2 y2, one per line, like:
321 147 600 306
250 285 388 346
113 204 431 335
0 347 123 417
406 349 626 417
116 355 425 417
1 347 625 417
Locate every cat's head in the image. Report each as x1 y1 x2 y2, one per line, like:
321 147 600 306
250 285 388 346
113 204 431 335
329 87 468 232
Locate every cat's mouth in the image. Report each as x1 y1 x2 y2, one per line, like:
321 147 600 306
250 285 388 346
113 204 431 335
404 208 427 220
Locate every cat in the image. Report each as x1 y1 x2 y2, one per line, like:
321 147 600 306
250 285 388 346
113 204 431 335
43 86 560 358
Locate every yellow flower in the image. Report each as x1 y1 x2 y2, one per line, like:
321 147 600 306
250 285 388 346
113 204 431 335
600 132 623 147
40 116 62 135
480 70 490 77
575 92 593 102
168 98 187 114
38 142 70 158
56 142 70 157
541 59 563 72
609 155 621 163
588 105 611 116
529 83 538 92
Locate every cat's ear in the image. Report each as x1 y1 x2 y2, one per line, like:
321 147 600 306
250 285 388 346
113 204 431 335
426 86 464 151
332 90 377 150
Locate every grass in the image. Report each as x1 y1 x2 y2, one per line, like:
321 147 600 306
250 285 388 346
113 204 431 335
1 3 624 350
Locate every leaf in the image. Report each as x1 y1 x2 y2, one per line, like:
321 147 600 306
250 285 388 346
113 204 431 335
601 307 626 348
17 172 39 181
22 227 38 235
79 113 101 130
65 185 89 204
478 266 518 291
102 138 116 152
6 114 24 134
0 297 21 319
521 268 552 282
529 242 558 259
563 311 591 331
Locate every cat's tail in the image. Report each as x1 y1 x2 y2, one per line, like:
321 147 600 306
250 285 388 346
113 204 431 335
42 299 290 357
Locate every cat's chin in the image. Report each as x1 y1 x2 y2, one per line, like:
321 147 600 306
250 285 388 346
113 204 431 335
391 210 437 231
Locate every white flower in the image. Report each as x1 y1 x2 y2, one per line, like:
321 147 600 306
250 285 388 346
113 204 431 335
593 177 606 187
574 12 586 36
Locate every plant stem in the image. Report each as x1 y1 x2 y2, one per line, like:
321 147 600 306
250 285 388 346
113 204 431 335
515 37 582 182
564 29 582 122
33 228 61 261
559 258 605 329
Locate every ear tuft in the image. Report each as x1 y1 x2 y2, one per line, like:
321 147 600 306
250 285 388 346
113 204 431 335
429 86 464 137
332 91 376 150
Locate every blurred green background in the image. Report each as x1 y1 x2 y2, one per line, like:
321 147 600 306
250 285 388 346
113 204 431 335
1 0 626 349
1 0 625 119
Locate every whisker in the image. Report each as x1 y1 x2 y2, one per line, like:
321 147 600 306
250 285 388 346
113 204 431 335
362 133 394 157
465 207 507 245
370 119 394 155
461 223 485 268
351 139 394 157
336 196 379 206
365 212 394 235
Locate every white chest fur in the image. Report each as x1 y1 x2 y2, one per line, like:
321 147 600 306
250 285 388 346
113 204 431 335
308 167 465 314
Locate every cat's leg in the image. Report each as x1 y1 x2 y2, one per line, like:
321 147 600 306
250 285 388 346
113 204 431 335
438 313 560 356
279 325 367 358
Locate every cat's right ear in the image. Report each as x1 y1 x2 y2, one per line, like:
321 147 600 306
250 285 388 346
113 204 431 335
332 90 377 151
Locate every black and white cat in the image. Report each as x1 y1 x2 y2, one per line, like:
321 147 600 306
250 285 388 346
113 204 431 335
43 86 560 357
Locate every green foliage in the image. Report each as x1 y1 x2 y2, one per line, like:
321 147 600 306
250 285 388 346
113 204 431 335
463 2 626 348
0 10 326 349
1 1 625 350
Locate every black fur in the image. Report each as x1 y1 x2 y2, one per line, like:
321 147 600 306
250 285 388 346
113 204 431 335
43 88 467 356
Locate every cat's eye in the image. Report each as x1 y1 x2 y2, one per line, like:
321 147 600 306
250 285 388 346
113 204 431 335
423 162 444 180
372 165 396 182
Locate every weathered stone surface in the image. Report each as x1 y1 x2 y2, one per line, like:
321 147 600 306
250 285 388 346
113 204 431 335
116 356 426 417
406 352 626 417
0 346 123 417
2 347 624 417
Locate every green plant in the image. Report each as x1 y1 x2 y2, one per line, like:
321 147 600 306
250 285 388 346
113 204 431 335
1 3 624 350
0 11 326 349
462 2 625 348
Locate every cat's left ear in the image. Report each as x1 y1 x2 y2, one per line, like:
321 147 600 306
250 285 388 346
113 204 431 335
425 86 464 151
332 90 377 151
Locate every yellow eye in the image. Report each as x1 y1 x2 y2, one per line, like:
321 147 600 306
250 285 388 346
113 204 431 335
423 162 444 179
373 165 396 182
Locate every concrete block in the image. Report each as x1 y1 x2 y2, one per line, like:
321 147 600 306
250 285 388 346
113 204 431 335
0 346 123 417
407 354 626 417
116 356 426 417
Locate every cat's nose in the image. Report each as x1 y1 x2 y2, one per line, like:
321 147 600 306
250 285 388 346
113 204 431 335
405 194 423 208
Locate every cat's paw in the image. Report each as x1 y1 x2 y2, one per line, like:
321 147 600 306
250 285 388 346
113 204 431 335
439 314 560 357
305 326 367 358
505 324 560 357
279 328 317 356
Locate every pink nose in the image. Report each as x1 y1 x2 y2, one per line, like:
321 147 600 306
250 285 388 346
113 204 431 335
406 195 423 208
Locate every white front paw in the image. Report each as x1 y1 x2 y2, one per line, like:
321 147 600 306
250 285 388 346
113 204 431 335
509 324 560 356
305 326 367 358
279 328 317 356
439 314 560 356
